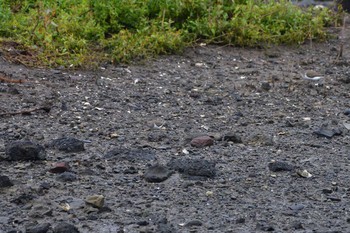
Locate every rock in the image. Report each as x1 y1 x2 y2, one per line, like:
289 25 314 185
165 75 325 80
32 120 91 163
85 195 105 208
144 164 173 183
297 169 312 178
104 148 156 161
52 222 79 233
26 222 51 233
190 136 214 148
50 137 85 152
235 218 246 224
67 197 85 210
248 133 274 146
167 158 216 178
4 141 46 161
291 221 304 230
261 82 271 91
314 127 342 138
56 172 77 182
256 221 275 231
49 162 70 173
11 193 35 205
184 220 203 227
29 204 53 218
268 161 294 172
289 203 305 212
156 217 177 233
0 175 13 188
223 133 242 143
147 132 166 142
344 109 350 116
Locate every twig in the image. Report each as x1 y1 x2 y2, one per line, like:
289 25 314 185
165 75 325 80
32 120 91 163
0 76 25 83
0 105 51 117
335 14 346 62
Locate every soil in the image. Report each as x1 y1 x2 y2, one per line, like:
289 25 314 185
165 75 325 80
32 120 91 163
1 20 350 233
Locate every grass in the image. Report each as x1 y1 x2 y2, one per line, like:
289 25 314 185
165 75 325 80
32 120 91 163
0 0 337 68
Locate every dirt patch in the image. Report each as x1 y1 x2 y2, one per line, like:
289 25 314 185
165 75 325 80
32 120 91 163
1 25 350 232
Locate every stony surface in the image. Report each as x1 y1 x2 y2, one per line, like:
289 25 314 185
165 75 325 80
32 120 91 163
1 22 350 233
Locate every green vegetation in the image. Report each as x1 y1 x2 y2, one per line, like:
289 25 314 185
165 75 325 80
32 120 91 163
0 0 335 68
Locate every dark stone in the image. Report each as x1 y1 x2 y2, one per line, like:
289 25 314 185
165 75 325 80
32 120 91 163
156 218 177 233
40 182 51 190
11 193 35 205
268 161 294 172
223 133 242 143
104 148 156 161
144 165 173 183
50 137 85 152
322 188 333 194
147 132 166 142
285 120 294 127
5 141 46 161
291 221 304 230
190 136 214 148
123 166 138 174
52 222 79 233
137 221 149 226
256 221 275 231
0 175 13 188
261 82 271 91
184 220 203 227
56 172 77 182
314 128 342 138
344 109 350 116
235 218 245 224
26 223 51 233
167 158 216 178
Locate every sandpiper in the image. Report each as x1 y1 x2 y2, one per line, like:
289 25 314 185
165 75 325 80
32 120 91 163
302 70 324 81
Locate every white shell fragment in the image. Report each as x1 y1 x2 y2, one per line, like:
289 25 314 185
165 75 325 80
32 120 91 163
297 169 312 178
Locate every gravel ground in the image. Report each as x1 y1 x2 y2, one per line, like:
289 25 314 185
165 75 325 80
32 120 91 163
1 21 350 233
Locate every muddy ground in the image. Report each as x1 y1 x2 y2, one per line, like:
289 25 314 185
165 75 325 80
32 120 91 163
1 19 350 233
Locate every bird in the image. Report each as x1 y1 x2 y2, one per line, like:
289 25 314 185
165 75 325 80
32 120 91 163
302 70 324 81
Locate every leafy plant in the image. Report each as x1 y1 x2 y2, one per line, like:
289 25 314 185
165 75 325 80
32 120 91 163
0 0 336 68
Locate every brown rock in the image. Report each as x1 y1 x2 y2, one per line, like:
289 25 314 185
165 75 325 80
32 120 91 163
49 162 70 173
190 136 214 148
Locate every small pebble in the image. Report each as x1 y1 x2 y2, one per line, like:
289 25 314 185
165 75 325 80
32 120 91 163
26 223 51 233
297 169 312 178
85 195 105 208
185 220 203 227
144 164 173 183
50 137 85 152
190 136 214 148
56 172 77 182
314 128 342 138
49 162 70 173
52 222 79 233
268 161 294 172
0 175 13 188
167 158 216 178
223 133 242 143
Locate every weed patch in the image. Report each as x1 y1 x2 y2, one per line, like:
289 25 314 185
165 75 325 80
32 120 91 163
0 0 337 68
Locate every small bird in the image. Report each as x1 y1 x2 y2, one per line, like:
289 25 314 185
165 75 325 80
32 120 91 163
302 70 324 81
